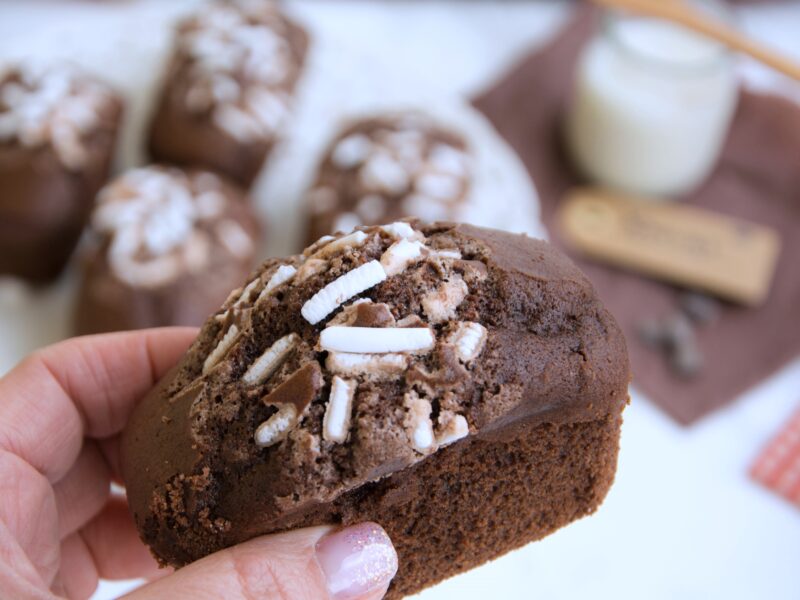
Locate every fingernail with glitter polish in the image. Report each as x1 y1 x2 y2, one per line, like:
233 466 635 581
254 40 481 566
315 522 398 599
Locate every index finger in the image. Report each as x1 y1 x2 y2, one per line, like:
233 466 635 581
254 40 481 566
0 328 197 483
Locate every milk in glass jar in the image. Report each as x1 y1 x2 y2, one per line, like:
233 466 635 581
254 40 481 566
566 6 738 198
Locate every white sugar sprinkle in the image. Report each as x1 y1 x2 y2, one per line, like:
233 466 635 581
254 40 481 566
108 249 183 289
429 144 470 176
183 231 211 273
246 87 288 131
195 191 226 218
449 322 488 363
332 134 372 169
436 412 469 446
217 219 254 259
320 326 434 354
301 260 387 325
355 194 386 222
258 264 297 300
326 352 408 380
359 152 409 194
254 404 297 447
233 277 261 308
213 104 263 142
404 392 436 454
322 376 356 443
311 230 368 259
295 257 328 283
380 239 426 277
416 172 462 200
421 277 468 324
304 235 335 256
429 248 462 260
402 194 452 222
380 222 422 240
202 324 240 374
243 333 298 385
332 212 362 235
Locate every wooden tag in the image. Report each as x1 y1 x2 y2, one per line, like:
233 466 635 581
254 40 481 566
558 188 781 306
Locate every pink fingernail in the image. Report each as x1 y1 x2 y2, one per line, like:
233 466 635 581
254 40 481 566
315 522 398 599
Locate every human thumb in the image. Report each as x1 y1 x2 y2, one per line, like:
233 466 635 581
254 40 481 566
125 522 398 600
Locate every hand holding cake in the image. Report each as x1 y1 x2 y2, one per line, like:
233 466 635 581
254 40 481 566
0 328 398 600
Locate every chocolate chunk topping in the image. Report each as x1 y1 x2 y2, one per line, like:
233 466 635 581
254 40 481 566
406 345 469 393
351 302 396 328
262 362 322 414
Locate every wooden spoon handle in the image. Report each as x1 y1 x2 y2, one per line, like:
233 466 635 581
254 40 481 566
592 0 800 82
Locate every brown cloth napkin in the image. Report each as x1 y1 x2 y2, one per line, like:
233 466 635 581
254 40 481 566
473 8 800 425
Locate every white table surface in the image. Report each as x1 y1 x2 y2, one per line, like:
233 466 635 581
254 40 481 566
2 2 800 599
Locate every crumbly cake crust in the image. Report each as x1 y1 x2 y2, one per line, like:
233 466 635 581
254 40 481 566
74 166 258 334
148 0 308 187
122 221 629 595
304 113 473 244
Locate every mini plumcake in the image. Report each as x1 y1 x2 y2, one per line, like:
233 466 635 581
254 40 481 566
74 166 259 334
122 221 630 597
0 63 122 283
148 0 308 188
304 113 472 245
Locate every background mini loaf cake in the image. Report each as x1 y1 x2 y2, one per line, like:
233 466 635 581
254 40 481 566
0 62 122 283
304 113 473 245
148 0 308 188
74 165 259 334
122 220 630 598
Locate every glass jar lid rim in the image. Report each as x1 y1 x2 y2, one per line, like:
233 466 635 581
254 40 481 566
602 7 733 76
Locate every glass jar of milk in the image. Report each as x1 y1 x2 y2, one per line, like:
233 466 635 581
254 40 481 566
566 7 738 198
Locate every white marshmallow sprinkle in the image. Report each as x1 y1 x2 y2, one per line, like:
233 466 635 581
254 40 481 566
301 260 387 325
322 376 356 443
436 412 469 446
254 404 297 447
202 324 239 374
380 239 426 276
242 333 298 385
326 352 409 380
448 322 488 363
320 326 434 354
403 392 436 454
258 264 297 300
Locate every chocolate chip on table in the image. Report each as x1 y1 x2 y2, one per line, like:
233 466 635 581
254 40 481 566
637 311 703 379
663 313 695 350
671 336 704 379
637 317 666 347
636 313 693 350
679 291 720 325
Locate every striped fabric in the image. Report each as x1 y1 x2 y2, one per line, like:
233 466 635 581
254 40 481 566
751 406 800 508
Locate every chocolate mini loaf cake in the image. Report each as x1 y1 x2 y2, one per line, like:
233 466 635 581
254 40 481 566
0 62 122 283
305 113 473 245
148 0 308 188
122 221 629 597
75 166 258 334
